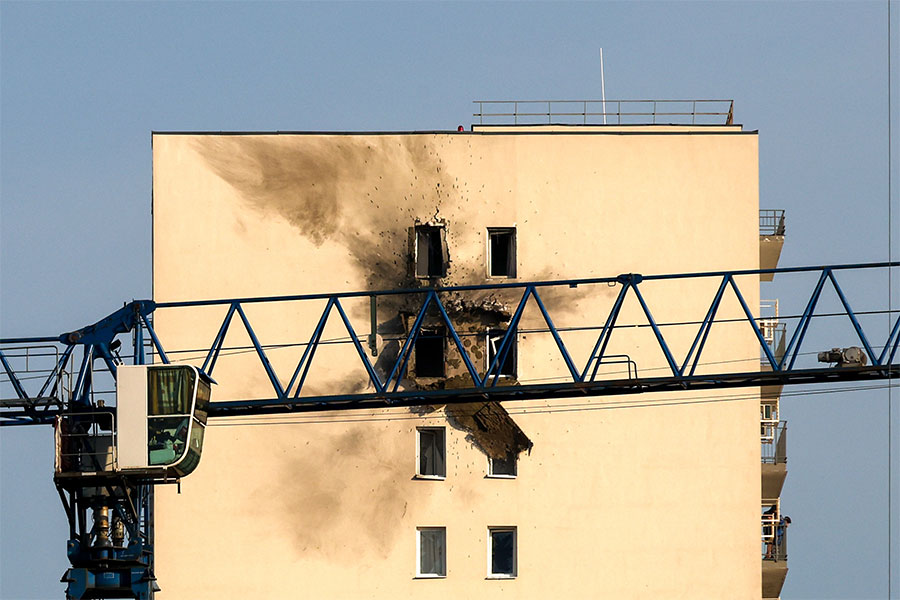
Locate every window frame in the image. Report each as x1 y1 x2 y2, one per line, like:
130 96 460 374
487 526 517 579
414 225 448 279
415 426 446 480
487 452 517 478
485 328 517 379
487 227 517 279
416 527 447 578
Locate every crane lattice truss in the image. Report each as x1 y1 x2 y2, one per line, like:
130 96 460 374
3 261 899 426
2 261 899 600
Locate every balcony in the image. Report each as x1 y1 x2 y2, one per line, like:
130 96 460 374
760 210 786 281
760 300 786 403
760 300 786 362
762 421 787 499
761 510 790 599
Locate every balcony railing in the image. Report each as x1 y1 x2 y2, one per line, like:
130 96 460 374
760 210 786 236
762 518 789 562
472 99 735 126
761 421 787 464
760 299 785 362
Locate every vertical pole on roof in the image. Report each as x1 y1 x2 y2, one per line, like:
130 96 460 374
600 48 607 125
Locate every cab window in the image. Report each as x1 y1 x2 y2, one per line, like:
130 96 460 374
147 367 196 466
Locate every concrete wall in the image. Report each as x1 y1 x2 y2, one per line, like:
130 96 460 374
152 129 761 598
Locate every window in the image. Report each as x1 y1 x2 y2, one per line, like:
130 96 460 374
760 401 778 441
417 527 446 577
147 367 194 416
415 225 447 278
488 228 516 278
488 451 517 477
415 327 445 378
488 527 517 578
486 329 516 377
147 366 195 466
417 427 446 478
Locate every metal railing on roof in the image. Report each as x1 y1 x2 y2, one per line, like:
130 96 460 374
472 99 734 126
760 209 786 235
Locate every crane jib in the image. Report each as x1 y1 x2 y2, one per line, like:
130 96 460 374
1 260 899 600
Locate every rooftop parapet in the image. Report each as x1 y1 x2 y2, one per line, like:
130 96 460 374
472 99 735 126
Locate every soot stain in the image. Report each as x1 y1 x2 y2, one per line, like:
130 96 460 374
196 135 597 467
273 426 423 560
195 135 454 292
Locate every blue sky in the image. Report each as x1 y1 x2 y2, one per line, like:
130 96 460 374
1 1 898 598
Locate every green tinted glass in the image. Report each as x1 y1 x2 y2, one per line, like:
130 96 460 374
148 416 190 466
147 367 195 416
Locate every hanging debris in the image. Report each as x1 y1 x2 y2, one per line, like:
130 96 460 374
445 401 533 461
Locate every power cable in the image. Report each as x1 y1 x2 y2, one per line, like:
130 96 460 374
74 305 899 363
208 381 900 428
887 0 895 595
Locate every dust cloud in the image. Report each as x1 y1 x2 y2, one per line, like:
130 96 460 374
266 426 424 560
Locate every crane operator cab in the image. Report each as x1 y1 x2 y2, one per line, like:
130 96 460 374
117 364 210 478
54 364 211 481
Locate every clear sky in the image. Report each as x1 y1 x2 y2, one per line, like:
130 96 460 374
1 1 898 598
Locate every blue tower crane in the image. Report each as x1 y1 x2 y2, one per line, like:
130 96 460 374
1 261 899 599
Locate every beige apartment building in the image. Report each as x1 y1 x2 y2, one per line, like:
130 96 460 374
151 101 787 599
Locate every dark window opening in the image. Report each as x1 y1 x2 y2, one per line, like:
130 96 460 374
416 226 447 278
487 329 517 377
489 229 516 278
418 427 446 478
489 451 517 477
490 528 517 577
415 327 445 378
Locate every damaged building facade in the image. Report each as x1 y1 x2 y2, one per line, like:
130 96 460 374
151 106 778 598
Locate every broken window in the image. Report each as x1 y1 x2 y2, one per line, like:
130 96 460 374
487 329 517 377
488 451 517 478
417 527 447 577
415 326 446 378
417 427 446 478
415 225 448 278
488 228 516 278
488 527 517 578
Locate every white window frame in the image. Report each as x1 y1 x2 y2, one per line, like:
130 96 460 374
487 526 517 579
416 527 447 578
486 227 517 279
414 224 447 279
760 400 779 443
487 453 517 478
416 427 446 480
485 328 517 379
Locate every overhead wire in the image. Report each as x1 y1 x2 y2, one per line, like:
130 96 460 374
60 304 898 365
207 380 900 428
888 0 895 594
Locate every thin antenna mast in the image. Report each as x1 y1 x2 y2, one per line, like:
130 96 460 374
600 48 607 124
